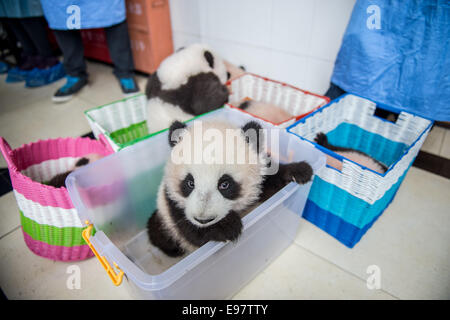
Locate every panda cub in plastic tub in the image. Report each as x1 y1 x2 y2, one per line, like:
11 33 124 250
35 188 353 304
147 119 314 257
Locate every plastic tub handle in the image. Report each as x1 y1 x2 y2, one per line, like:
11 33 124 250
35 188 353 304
82 220 124 286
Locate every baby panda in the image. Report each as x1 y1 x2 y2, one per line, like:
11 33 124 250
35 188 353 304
237 99 294 124
147 119 313 257
145 43 230 134
315 132 388 173
47 153 103 188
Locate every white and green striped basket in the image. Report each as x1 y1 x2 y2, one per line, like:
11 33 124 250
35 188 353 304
84 94 154 152
85 94 220 152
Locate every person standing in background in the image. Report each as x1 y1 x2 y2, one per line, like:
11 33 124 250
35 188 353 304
39 0 139 103
0 0 65 87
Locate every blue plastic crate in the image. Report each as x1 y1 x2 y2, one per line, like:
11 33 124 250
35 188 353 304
287 94 432 248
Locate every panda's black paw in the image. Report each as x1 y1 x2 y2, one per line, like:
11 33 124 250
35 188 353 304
314 132 328 147
284 161 313 185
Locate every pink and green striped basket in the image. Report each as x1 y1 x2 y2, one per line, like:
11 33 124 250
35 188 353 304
0 136 113 261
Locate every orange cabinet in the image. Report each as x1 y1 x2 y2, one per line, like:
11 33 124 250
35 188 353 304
81 0 173 74
126 0 174 73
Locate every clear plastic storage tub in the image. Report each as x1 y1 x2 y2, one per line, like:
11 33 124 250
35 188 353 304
67 108 325 299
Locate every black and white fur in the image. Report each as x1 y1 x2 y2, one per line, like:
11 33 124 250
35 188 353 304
147 120 313 257
145 44 230 134
47 154 102 188
315 132 388 173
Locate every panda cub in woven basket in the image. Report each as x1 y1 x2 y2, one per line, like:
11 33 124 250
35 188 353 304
145 43 230 134
314 132 388 174
146 119 313 257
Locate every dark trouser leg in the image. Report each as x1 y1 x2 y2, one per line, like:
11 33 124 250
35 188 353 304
4 18 37 57
52 29 87 78
104 20 135 78
324 82 346 100
19 17 54 57
1 18 24 63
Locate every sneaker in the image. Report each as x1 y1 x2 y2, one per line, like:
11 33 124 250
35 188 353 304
52 76 87 103
119 77 139 96
26 62 66 88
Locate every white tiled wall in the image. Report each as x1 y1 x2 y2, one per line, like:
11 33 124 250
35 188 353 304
168 0 356 95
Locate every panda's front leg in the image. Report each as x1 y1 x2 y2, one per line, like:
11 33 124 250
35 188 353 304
147 210 186 257
260 161 313 202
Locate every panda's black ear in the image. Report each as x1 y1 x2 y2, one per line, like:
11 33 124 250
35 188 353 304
145 72 160 99
241 121 264 154
168 121 187 147
204 50 214 68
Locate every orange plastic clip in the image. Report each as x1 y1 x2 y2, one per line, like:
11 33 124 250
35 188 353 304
82 220 124 286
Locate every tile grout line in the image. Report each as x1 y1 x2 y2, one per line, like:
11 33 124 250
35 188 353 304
173 30 335 64
0 225 21 241
290 240 401 300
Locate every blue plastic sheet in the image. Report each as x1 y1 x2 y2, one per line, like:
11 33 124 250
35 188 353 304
40 0 126 30
331 0 450 121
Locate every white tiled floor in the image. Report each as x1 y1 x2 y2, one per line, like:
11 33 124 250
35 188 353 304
421 126 447 158
0 61 449 300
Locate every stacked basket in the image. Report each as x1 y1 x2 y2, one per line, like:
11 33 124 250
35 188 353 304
287 94 432 247
227 73 329 127
0 137 112 261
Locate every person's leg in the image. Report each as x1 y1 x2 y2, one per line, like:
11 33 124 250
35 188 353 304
0 18 22 64
19 17 59 70
104 20 134 78
52 29 88 79
51 30 87 102
104 20 139 94
4 18 38 69
19 17 54 58
324 82 346 101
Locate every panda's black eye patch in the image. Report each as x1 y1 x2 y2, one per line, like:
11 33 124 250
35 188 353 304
204 51 214 68
218 174 240 200
180 173 195 197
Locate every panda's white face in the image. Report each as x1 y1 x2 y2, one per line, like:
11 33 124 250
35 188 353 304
164 121 267 228
157 43 228 91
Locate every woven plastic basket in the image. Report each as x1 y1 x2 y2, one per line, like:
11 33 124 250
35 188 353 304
227 73 329 127
287 94 432 248
84 94 154 152
85 93 222 152
0 136 113 261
